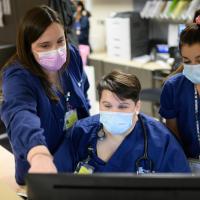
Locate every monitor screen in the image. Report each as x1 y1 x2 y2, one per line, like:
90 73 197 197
26 173 200 200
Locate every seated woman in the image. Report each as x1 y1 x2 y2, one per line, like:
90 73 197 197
54 70 190 173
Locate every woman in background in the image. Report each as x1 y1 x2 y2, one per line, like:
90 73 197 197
73 1 91 46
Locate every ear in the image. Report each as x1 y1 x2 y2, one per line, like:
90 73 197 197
135 100 141 115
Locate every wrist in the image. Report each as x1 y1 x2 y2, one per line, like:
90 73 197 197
29 153 53 165
27 145 52 164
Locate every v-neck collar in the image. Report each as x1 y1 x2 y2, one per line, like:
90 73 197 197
88 120 142 171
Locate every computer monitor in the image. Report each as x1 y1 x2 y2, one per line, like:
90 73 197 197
26 173 200 200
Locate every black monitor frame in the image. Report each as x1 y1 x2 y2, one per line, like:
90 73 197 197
26 173 200 200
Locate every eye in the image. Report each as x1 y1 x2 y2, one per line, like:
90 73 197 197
183 61 191 64
183 59 191 64
195 59 200 64
57 38 65 44
104 105 112 108
39 43 50 49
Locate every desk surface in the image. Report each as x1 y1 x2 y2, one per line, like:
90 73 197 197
89 52 171 71
0 180 22 200
0 145 26 198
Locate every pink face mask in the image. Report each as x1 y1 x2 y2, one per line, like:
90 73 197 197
35 45 67 72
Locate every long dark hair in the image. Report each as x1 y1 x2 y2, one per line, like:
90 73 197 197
2 5 70 101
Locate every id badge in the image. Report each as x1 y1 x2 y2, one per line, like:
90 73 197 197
188 159 200 173
63 109 78 130
74 162 94 174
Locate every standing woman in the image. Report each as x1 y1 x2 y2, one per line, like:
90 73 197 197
159 16 200 158
73 1 90 46
0 5 90 185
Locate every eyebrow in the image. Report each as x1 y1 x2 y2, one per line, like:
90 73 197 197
57 36 65 41
119 102 130 105
38 36 65 45
38 41 50 45
102 101 111 104
102 101 130 105
182 56 200 60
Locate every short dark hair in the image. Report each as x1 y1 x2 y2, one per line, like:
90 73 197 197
97 70 141 103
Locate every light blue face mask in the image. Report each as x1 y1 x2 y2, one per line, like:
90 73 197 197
99 111 134 135
183 63 200 84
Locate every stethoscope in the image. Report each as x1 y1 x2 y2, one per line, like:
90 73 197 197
75 114 154 174
135 114 154 174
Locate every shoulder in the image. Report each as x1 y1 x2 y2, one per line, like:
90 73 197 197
68 44 80 60
141 113 182 146
161 73 192 99
67 44 86 81
68 114 100 144
68 44 82 71
81 15 89 22
163 73 189 88
72 114 100 132
2 61 34 82
140 113 171 139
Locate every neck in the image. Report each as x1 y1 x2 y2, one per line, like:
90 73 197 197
43 70 58 84
76 12 82 21
46 71 63 93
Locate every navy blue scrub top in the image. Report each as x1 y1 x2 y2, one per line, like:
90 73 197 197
159 73 200 158
74 15 90 45
0 44 90 185
54 113 190 173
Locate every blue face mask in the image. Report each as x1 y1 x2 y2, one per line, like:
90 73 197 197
183 63 200 84
99 111 134 135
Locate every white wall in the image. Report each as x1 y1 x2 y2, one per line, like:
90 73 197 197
85 0 134 52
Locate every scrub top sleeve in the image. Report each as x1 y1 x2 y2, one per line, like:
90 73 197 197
1 71 47 160
160 134 190 172
159 81 177 119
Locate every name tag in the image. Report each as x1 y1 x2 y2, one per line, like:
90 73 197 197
75 162 94 174
188 159 200 173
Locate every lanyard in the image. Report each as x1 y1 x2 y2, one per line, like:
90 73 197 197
65 91 73 110
194 86 200 151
